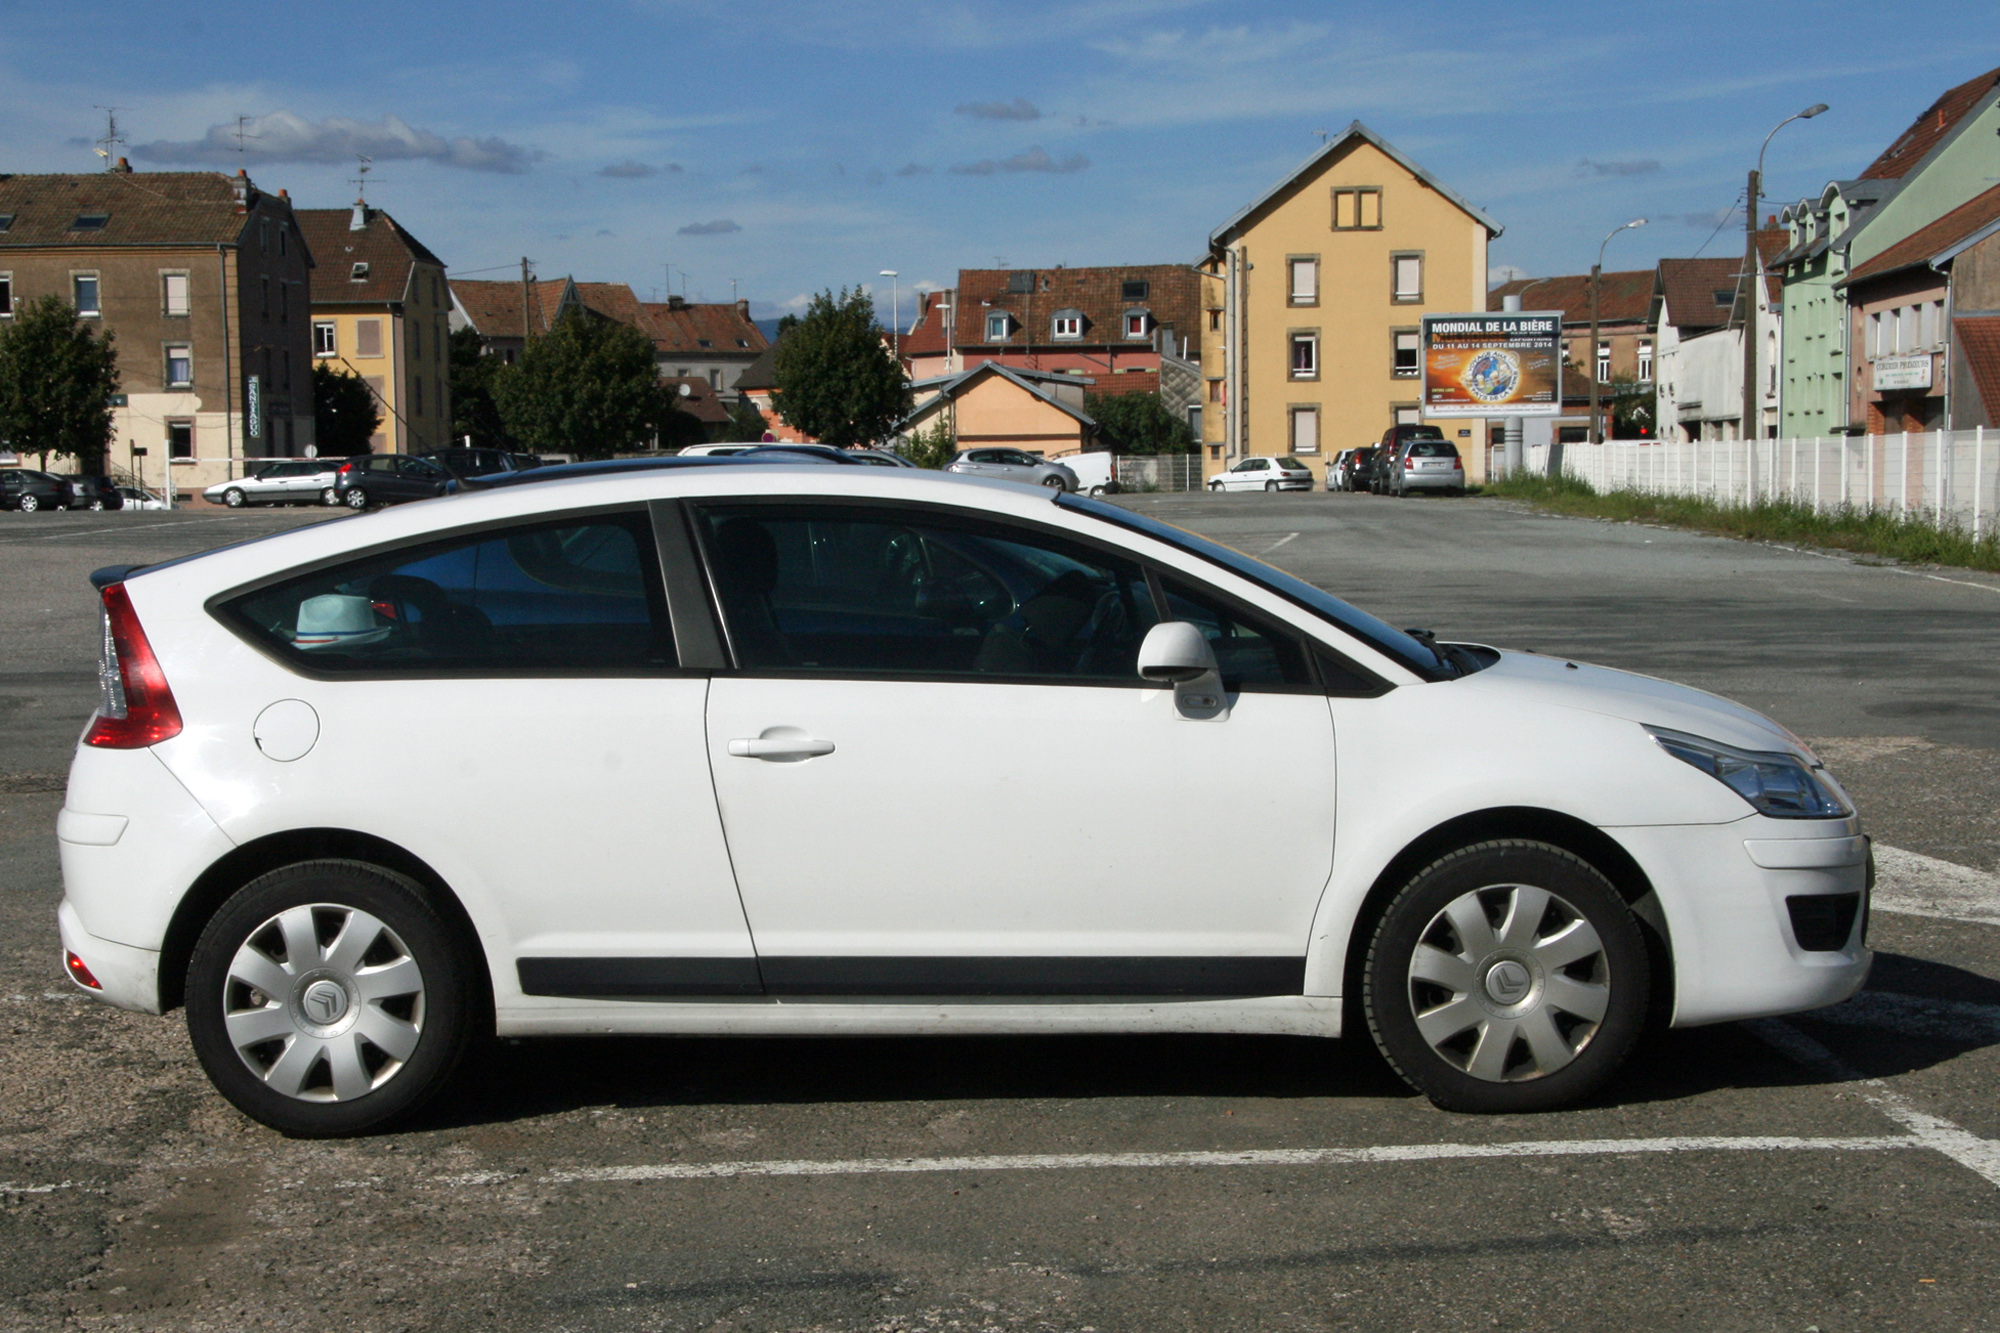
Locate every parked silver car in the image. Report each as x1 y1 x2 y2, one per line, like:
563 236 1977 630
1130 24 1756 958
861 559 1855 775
203 459 342 508
1383 438 1467 496
945 447 1079 491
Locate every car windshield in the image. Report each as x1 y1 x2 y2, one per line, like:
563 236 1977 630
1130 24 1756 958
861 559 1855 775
1054 494 1450 680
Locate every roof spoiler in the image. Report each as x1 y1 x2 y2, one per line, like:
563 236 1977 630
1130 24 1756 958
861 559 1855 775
90 564 148 590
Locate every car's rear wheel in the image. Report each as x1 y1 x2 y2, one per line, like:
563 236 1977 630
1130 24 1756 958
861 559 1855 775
222 488 247 508
186 860 476 1137
1088 484 1107 497
344 488 369 510
321 487 338 506
1264 480 1278 492
1362 840 1648 1113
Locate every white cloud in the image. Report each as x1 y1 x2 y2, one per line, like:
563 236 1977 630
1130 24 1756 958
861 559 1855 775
949 146 1089 175
133 110 542 173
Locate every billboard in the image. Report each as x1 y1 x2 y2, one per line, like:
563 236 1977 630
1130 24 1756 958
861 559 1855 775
1421 312 1563 417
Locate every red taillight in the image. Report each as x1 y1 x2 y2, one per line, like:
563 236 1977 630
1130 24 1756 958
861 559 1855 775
338 462 353 475
83 583 183 749
65 951 102 989
1406 457 1418 469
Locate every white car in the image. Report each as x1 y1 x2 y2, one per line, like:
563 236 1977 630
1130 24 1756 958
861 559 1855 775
59 464 1869 1135
1210 455 1313 492
203 459 342 509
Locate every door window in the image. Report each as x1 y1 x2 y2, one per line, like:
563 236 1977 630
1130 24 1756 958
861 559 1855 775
695 504 1159 681
220 513 673 673
1157 577 1313 690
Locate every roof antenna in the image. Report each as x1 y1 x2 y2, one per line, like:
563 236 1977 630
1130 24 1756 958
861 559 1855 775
92 106 128 169
231 115 264 163
348 155 373 230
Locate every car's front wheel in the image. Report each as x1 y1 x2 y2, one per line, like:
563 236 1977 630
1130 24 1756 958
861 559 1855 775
17 494 39 513
343 488 369 510
1362 840 1648 1113
186 860 477 1137
222 487 247 508
1041 475 1067 491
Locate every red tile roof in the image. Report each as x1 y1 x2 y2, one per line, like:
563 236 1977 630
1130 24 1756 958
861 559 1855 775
660 375 731 424
296 207 444 305
1862 65 2000 180
898 291 953 359
1487 269 1653 324
1845 184 2000 286
1956 316 2000 424
1083 369 1160 398
0 169 275 248
641 298 767 356
1654 258 1742 333
452 278 565 338
953 264 1202 355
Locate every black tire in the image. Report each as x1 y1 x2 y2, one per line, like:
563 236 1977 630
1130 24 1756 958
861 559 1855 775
344 488 369 510
1362 840 1649 1113
1264 480 1278 492
222 487 247 508
186 859 477 1137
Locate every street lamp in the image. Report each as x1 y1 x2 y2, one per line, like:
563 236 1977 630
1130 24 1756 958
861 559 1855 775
879 270 900 364
1588 218 1647 448
1743 103 1828 491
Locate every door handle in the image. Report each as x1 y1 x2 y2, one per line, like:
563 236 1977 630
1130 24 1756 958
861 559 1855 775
727 737 836 759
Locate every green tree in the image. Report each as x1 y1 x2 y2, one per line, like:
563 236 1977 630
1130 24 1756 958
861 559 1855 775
770 288 909 448
900 417 957 469
0 295 119 471
314 360 383 456
1084 391 1195 455
724 394 771 443
448 325 508 448
492 310 665 459
1608 373 1655 440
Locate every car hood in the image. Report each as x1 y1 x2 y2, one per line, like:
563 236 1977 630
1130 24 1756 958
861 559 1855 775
1454 648 1810 758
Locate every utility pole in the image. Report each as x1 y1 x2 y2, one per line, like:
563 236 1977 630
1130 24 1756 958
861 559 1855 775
1745 103 1829 499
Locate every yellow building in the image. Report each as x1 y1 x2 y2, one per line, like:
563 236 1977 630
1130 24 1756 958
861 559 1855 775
297 204 451 453
1201 122 1502 484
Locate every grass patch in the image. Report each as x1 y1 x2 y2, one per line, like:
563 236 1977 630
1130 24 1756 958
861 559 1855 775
1478 472 2000 573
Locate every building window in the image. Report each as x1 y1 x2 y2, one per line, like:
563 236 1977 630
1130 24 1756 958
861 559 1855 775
709 368 722 390
355 319 383 358
259 220 269 252
167 421 194 459
279 226 287 257
1392 253 1423 303
71 214 109 232
73 274 100 316
165 345 192 389
1207 378 1225 403
0 274 11 317
1921 300 1940 349
1288 257 1319 305
1121 279 1150 300
1393 330 1420 377
260 277 270 318
412 376 423 416
283 349 292 391
1637 340 1654 382
1052 312 1082 339
280 283 288 323
163 272 190 317
313 322 337 357
1289 405 1320 454
1394 404 1421 426
351 262 370 282
985 312 1011 341
1867 311 1881 360
1712 289 1735 309
1289 332 1319 380
1331 186 1383 230
412 320 422 361
1208 309 1222 332
1124 309 1150 339
1596 340 1611 383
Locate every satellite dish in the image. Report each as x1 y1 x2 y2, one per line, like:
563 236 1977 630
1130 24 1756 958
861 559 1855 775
677 383 693 397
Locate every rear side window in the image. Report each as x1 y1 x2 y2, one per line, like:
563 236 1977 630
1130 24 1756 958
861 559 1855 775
219 513 674 673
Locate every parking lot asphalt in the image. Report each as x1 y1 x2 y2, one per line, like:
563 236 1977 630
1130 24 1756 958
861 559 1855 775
2 493 1998 1332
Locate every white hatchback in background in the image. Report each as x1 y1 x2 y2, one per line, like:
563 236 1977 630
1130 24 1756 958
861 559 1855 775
945 448 1080 491
59 462 1870 1136
1209 456 1313 492
203 459 342 509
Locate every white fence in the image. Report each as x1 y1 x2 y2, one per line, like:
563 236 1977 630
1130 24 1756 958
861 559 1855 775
1521 429 1998 538
1114 454 1204 493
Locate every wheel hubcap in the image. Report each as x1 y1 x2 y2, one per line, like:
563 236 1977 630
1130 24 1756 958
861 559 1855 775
221 904 426 1103
1406 883 1610 1083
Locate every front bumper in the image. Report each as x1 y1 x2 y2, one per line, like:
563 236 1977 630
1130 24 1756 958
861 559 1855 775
1611 819 1871 1027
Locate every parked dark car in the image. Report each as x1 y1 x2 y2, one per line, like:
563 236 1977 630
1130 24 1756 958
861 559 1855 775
0 468 69 512
1346 447 1387 492
49 473 114 510
332 454 455 510
416 447 543 478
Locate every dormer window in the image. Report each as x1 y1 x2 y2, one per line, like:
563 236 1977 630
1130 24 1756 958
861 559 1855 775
697 339 713 348
735 339 750 348
0 214 13 232
1712 289 1734 308
1051 310 1083 340
986 312 1014 341
71 214 109 231
351 262 370 282
1123 309 1151 339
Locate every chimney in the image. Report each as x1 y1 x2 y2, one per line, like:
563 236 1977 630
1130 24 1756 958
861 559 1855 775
111 157 133 174
668 294 686 310
735 298 749 319
350 199 368 231
232 169 249 213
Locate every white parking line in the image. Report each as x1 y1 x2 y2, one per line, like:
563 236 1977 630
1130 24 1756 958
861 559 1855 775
1258 532 1300 555
1872 844 2000 925
528 1135 1919 1185
1749 1019 2000 1189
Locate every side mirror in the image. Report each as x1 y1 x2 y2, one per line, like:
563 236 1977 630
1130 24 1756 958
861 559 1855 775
1138 621 1218 684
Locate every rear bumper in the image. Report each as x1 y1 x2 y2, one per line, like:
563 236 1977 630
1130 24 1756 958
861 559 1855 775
58 899 162 1014
1399 471 1465 491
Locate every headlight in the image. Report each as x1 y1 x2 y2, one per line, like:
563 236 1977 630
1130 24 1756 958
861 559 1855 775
1646 726 1851 819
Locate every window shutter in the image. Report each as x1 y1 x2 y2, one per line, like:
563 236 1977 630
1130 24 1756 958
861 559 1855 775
356 319 383 357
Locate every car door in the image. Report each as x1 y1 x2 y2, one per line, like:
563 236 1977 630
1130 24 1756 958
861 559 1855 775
696 499 1338 996
207 506 756 1001
394 455 450 500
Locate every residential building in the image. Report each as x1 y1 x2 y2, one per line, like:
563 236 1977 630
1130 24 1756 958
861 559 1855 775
449 276 648 363
1840 184 2000 431
642 295 768 399
1201 121 1501 484
899 289 955 380
901 362 1096 455
1776 64 2000 436
0 164 314 498
660 374 734 437
1649 235 1785 442
733 344 808 443
296 203 450 454
1487 268 1654 445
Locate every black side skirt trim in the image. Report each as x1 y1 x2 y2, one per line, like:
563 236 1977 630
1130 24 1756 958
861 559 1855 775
516 956 1306 1000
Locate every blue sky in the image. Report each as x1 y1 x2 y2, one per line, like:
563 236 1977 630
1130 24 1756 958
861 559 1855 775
6 0 1996 321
